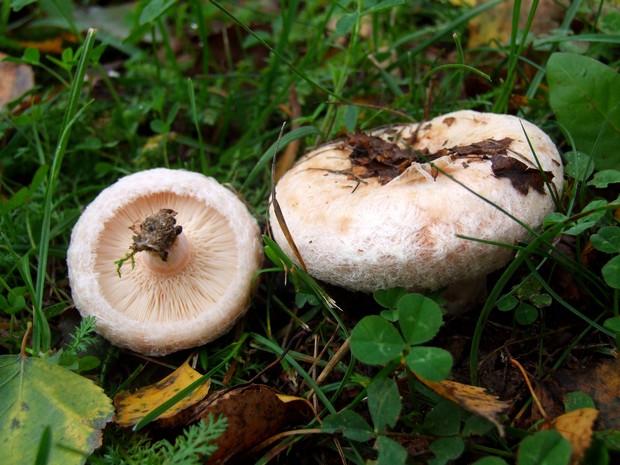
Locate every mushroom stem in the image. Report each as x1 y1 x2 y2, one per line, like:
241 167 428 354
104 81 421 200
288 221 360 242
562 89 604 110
115 208 190 277
141 231 191 275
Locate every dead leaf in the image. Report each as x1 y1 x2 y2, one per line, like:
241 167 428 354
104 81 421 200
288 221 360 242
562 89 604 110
418 376 510 436
543 408 599 465
114 357 211 427
491 154 553 195
552 357 620 429
19 32 79 54
0 53 35 109
160 383 315 464
347 132 421 184
344 131 552 194
468 0 565 48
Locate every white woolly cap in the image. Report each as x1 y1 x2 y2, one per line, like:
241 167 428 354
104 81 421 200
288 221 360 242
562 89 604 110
270 110 563 294
67 168 263 356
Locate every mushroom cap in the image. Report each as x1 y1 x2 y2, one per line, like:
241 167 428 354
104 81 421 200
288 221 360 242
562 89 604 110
67 168 263 356
269 110 564 294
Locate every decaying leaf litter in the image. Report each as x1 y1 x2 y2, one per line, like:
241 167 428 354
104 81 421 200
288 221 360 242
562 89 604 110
1 0 620 464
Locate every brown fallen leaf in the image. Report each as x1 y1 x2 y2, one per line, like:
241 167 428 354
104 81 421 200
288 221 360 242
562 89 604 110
511 357 600 462
159 383 316 464
114 357 211 427
19 32 79 54
418 376 510 436
0 53 35 109
543 408 599 465
552 357 620 430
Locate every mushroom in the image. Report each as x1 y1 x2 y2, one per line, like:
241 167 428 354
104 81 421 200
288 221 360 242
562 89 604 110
269 110 564 311
67 168 263 356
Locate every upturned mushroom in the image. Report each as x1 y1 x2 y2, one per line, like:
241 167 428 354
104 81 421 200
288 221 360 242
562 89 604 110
67 168 263 356
269 110 564 310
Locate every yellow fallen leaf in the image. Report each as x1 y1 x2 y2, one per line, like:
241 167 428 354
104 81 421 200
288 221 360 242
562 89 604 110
544 408 599 465
114 357 210 427
468 0 565 48
418 376 509 436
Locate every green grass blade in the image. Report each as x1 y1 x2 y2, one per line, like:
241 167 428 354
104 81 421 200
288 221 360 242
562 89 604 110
134 334 249 431
33 28 97 354
241 125 321 190
251 333 337 415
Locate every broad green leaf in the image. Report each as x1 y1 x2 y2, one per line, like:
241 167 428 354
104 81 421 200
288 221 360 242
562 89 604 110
11 0 37 11
374 287 407 309
517 430 571 465
342 105 359 133
563 151 594 181
0 354 113 465
515 302 538 325
423 400 464 436
588 169 620 188
602 255 620 288
398 293 443 345
472 457 510 465
463 415 495 437
547 53 620 170
496 294 518 311
350 316 405 365
335 12 359 37
603 316 620 336
139 0 177 25
22 47 40 65
367 377 401 432
564 391 596 411
600 430 620 451
562 199 609 235
429 437 465 465
590 226 620 253
405 346 453 381
375 435 408 465
322 411 373 442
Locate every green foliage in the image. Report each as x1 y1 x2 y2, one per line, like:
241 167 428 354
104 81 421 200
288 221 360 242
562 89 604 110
2 0 620 463
45 316 101 373
374 435 408 465
351 292 453 381
591 225 620 289
517 430 572 465
0 354 114 465
322 410 373 442
547 53 620 171
92 415 227 465
367 377 401 433
496 275 553 326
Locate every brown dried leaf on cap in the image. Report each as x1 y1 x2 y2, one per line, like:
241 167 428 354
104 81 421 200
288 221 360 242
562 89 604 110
346 131 554 193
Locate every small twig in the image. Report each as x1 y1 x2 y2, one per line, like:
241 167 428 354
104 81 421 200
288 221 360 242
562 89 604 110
509 357 549 421
270 122 308 271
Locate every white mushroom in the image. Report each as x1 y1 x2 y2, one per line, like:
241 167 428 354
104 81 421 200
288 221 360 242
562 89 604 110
67 168 263 356
270 110 563 310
